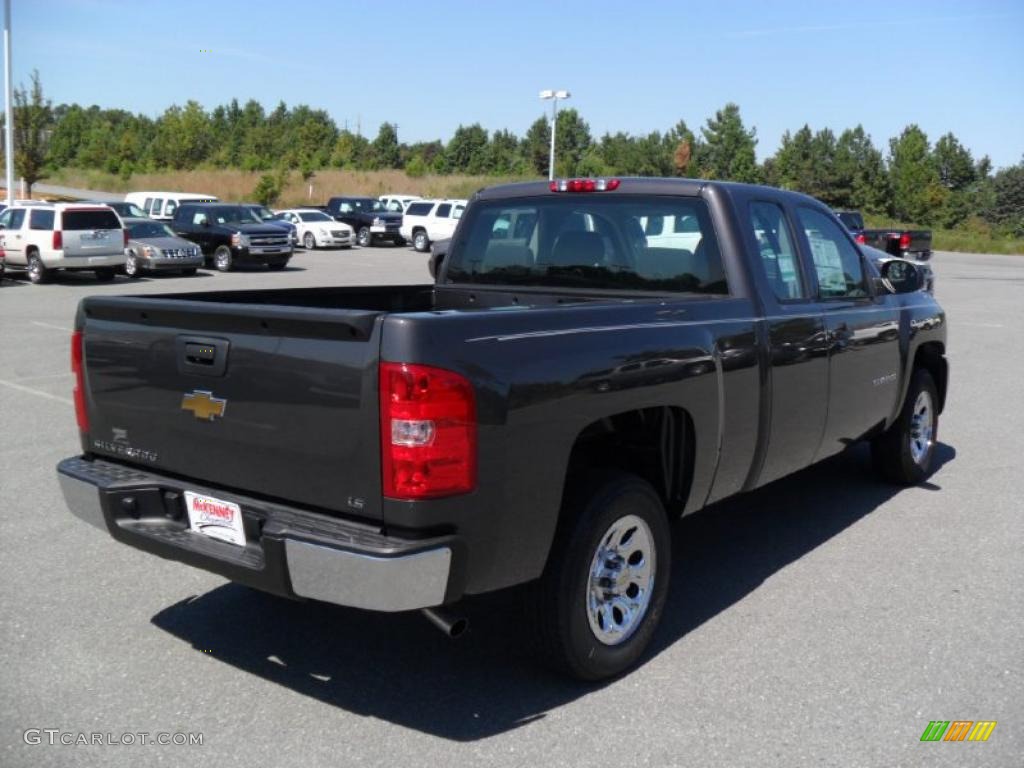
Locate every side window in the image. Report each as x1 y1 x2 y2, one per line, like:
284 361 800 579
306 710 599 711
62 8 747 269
339 203 352 214
192 212 208 226
436 203 452 218
164 200 178 217
452 205 465 220
749 202 804 300
143 198 153 213
643 216 664 236
30 209 55 230
0 209 11 229
796 207 868 298
151 199 164 216
9 209 26 230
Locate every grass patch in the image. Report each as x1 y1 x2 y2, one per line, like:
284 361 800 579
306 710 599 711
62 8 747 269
47 167 533 207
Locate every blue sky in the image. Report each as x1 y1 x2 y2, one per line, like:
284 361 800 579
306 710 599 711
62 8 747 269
13 0 1024 168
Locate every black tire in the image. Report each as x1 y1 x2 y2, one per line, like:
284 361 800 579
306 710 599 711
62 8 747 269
357 226 372 247
214 245 233 272
27 251 50 284
180 268 198 276
94 267 116 281
303 231 316 250
124 252 142 278
871 368 939 485
267 261 288 271
527 472 671 680
413 230 430 253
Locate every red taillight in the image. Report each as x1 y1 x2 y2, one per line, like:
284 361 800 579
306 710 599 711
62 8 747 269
380 362 476 500
854 233 866 244
899 232 911 250
550 177 620 193
123 229 129 247
71 330 89 433
52 231 63 250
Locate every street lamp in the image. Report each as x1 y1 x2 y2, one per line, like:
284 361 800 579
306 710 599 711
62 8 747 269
539 89 570 181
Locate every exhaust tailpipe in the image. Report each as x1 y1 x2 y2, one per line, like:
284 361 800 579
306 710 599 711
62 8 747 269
421 606 469 639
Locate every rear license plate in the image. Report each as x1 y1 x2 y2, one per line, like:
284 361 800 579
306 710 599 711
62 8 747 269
185 491 246 546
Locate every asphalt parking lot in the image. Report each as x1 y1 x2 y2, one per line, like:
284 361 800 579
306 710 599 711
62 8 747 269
0 247 1020 768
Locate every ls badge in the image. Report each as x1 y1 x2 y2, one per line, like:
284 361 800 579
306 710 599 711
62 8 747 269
181 390 227 421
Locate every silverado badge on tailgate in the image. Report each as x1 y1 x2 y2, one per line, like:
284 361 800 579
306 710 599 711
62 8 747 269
181 390 227 421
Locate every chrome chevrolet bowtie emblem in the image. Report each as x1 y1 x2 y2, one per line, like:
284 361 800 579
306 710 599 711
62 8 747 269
181 390 227 421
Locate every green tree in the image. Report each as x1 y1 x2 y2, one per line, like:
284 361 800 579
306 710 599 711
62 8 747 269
443 123 489 174
933 132 976 191
699 103 759 182
889 125 942 223
371 122 401 169
667 119 698 177
553 108 591 177
834 125 890 213
486 128 523 175
523 116 550 176
10 70 53 196
985 161 1024 236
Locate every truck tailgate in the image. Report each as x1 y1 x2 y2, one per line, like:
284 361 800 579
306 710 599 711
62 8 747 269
79 296 384 520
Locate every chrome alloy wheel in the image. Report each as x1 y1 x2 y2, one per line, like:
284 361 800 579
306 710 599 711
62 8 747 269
909 390 934 465
586 514 656 646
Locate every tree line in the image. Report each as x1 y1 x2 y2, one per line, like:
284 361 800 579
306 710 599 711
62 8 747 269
4 71 1023 235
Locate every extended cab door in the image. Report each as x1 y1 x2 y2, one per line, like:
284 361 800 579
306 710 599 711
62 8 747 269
794 206 902 460
743 199 830 486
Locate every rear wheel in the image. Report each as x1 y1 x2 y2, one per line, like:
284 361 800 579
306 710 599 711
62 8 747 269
357 227 372 247
528 473 671 680
303 232 316 250
94 267 116 281
214 246 233 272
413 230 429 252
871 368 939 485
27 252 49 284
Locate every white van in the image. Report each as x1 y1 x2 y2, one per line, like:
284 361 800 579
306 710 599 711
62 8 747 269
124 192 218 221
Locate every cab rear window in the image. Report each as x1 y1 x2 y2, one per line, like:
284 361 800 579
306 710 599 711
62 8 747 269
62 210 122 230
445 195 727 294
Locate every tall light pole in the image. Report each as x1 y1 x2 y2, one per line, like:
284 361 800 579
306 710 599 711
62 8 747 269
3 0 13 206
539 89 570 181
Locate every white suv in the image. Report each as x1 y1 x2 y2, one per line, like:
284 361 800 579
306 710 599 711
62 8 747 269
0 203 127 284
400 199 467 252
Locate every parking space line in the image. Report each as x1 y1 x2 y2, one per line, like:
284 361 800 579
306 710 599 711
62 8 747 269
11 372 74 383
31 321 74 332
0 378 73 406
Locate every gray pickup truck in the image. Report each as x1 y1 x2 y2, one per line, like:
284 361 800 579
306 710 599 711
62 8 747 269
58 178 947 680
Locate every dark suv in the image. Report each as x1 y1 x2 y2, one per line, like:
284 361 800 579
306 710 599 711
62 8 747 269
172 203 293 272
324 196 403 247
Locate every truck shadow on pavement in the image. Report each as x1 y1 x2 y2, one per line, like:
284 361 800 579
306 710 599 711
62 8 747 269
151 442 955 741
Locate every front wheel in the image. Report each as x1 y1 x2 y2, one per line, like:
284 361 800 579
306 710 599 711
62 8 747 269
413 230 429 252
124 253 142 278
27 253 50 284
871 368 939 485
528 473 671 680
357 227 372 248
214 246 233 272
303 232 316 250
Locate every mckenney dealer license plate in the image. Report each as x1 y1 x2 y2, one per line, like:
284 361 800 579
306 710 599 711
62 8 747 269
185 491 246 547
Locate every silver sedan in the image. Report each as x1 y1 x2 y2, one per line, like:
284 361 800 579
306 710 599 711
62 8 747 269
123 217 204 277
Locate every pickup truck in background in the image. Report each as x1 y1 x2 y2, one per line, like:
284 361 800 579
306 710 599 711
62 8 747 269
324 196 404 247
58 178 947 680
171 203 293 272
835 209 933 260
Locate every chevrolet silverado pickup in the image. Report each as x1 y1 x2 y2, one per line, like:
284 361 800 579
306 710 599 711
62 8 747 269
835 209 933 261
57 178 948 680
